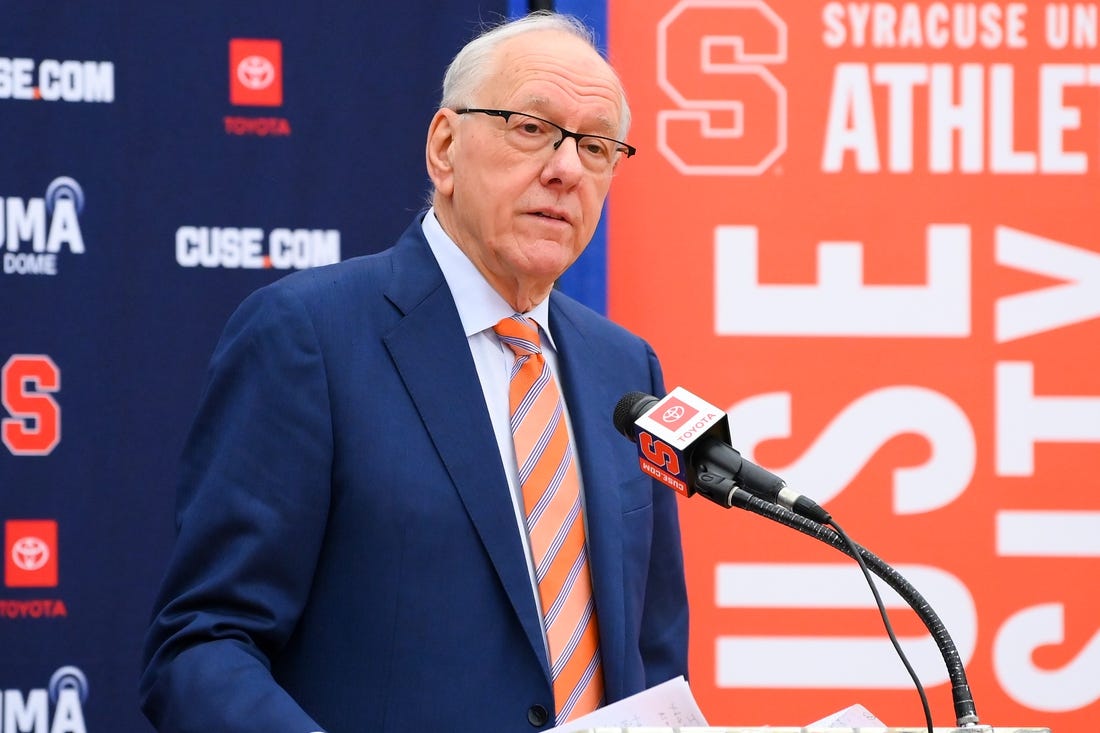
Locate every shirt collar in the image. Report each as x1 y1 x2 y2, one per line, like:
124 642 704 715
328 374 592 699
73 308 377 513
422 208 555 349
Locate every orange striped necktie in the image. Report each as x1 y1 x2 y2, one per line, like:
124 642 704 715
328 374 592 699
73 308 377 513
493 314 605 723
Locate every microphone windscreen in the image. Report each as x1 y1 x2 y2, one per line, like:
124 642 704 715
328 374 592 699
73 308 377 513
612 391 658 441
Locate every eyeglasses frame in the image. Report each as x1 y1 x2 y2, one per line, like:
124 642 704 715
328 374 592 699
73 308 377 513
454 108 637 162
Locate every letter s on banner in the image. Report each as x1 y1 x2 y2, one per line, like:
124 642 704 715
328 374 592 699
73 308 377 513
657 0 787 175
3 354 61 456
994 603 1100 712
725 386 976 514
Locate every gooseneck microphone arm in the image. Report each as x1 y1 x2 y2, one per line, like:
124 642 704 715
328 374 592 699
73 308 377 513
695 471 980 728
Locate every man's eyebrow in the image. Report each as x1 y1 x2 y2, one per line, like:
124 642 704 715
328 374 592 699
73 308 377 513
590 115 618 135
522 97 619 135
520 95 553 113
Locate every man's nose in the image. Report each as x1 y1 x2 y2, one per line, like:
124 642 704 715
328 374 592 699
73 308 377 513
543 136 586 184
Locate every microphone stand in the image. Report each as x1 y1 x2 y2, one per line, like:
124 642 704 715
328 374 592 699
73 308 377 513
695 472 980 728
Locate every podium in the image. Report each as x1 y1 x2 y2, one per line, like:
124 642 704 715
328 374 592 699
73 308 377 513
573 728 1052 732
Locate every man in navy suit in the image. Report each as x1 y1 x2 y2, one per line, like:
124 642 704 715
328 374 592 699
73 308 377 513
141 11 688 733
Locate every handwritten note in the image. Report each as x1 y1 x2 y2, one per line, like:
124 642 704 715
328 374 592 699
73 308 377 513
549 676 708 732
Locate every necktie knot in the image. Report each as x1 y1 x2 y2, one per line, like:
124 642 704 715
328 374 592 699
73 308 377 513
494 315 542 358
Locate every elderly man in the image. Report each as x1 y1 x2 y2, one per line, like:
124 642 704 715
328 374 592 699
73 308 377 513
141 12 688 733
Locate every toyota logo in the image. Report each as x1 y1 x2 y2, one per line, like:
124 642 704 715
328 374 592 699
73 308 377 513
237 55 276 90
11 536 50 571
661 405 685 423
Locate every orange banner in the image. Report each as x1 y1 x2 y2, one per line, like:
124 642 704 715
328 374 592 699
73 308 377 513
608 1 1100 730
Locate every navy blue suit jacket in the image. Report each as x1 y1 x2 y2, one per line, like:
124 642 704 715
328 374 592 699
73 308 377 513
140 217 689 732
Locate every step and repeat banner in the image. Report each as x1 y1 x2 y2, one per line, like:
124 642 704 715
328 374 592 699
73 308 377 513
606 1 1099 731
1 2 507 730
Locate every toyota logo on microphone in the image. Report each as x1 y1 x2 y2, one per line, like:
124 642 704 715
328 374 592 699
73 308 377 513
646 395 698 432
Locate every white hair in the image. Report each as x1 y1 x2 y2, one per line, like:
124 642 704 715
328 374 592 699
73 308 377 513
440 11 631 138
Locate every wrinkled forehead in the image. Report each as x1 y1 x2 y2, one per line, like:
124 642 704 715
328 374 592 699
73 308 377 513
486 31 625 134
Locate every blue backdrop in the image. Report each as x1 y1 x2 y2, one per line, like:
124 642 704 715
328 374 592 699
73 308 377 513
0 2 633 728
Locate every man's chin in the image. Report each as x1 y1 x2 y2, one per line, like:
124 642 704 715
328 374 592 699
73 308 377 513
499 248 572 291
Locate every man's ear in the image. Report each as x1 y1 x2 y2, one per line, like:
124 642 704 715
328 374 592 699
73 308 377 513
425 109 456 197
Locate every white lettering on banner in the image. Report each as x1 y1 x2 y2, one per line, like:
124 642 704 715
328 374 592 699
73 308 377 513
1039 64 1092 173
3 254 57 275
269 228 341 269
175 226 341 270
821 2 1029 49
1 198 46 251
821 63 1100 173
997 511 1100 557
0 689 84 733
0 667 88 733
878 64 926 172
995 362 1100 476
176 226 265 268
0 177 86 278
990 64 1038 174
715 563 976 688
725 387 975 513
35 60 114 103
928 64 984 173
656 0 787 175
823 64 879 170
994 604 1100 711
995 227 1100 342
2 690 48 733
0 57 114 103
714 224 970 336
1045 3 1100 49
0 58 34 99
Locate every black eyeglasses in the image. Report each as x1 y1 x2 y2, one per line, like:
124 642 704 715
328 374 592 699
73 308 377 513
455 108 636 173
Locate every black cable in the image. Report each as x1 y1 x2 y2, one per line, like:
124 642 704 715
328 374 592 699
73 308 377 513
828 519 934 733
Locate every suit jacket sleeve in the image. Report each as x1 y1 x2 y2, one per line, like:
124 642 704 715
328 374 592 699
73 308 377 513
140 282 331 732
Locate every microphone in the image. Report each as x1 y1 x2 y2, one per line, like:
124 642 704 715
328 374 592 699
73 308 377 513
612 388 831 523
613 387 981 730
616 385 985 726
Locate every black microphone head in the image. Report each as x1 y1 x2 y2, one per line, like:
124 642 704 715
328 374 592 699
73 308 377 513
613 391 659 441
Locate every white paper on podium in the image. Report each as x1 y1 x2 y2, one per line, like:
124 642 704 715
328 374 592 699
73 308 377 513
548 676 708 732
806 703 887 728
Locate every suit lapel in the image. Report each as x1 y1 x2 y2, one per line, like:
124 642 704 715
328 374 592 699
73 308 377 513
549 296 628 702
381 223 551 678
